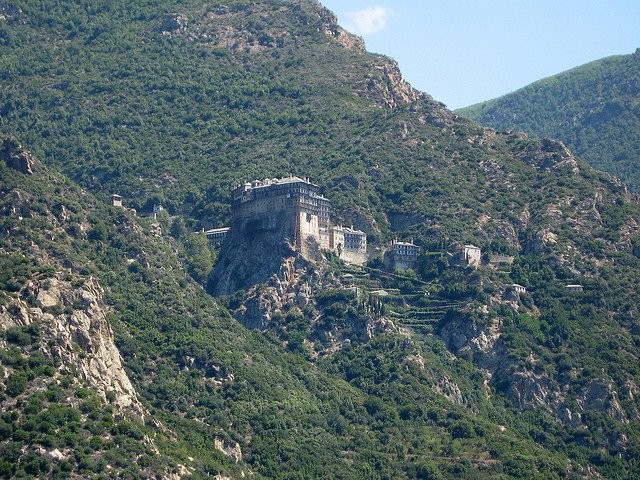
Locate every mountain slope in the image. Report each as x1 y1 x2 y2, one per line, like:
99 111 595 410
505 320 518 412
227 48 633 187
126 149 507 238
457 49 640 191
0 1 633 246
1 1 640 478
0 137 597 479
0 0 516 235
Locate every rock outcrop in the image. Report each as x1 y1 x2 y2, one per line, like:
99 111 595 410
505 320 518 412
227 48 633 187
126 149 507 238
439 314 561 410
160 13 188 34
231 254 396 355
209 221 300 296
0 1 21 20
0 271 145 418
509 135 579 174
151 1 361 56
438 311 633 427
213 437 243 464
357 59 428 109
233 256 319 329
1 137 35 174
433 372 466 406
578 379 627 422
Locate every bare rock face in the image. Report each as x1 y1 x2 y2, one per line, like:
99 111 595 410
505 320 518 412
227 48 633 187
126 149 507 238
438 313 559 410
160 13 188 34
438 312 635 428
474 214 521 251
235 255 329 329
209 221 299 296
1 189 32 218
510 136 579 174
1 137 35 174
439 315 506 371
578 379 627 422
500 368 559 411
348 210 380 237
529 228 559 254
0 273 145 418
356 59 428 109
314 3 365 50
233 255 396 355
234 256 315 329
214 437 243 463
324 24 365 50
434 372 465 406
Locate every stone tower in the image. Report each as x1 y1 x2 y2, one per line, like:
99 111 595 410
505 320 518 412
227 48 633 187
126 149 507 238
231 176 331 260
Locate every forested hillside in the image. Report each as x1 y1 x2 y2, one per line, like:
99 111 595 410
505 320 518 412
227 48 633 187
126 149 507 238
457 49 640 191
1 1 640 478
0 138 597 479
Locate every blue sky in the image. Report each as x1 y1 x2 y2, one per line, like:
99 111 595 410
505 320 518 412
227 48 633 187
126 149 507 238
320 1 640 109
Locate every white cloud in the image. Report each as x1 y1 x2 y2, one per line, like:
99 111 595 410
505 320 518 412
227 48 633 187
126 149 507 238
346 6 392 36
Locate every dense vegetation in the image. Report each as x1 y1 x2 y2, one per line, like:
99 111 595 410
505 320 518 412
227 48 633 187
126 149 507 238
0 0 617 241
0 139 592 479
457 49 640 191
0 0 639 478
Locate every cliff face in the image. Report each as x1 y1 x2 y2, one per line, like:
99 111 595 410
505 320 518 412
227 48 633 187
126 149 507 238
0 270 145 418
0 139 144 416
223 253 397 356
0 138 35 175
160 0 366 53
233 255 321 329
208 214 300 295
439 312 636 427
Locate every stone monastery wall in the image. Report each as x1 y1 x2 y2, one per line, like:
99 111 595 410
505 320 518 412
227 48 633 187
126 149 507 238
230 176 366 265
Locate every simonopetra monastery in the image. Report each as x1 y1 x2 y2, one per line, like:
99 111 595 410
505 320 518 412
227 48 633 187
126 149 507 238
115 175 484 272
207 176 369 265
203 175 485 271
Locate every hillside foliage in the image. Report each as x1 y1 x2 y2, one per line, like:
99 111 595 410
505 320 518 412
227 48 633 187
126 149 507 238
457 49 640 191
0 139 596 479
0 1 639 478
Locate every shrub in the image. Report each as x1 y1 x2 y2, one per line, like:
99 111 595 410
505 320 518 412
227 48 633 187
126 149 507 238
5 326 31 346
0 420 12 440
415 461 443 480
450 420 475 439
5 373 28 397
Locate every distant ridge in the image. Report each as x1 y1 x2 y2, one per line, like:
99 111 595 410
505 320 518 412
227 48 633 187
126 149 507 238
457 49 640 191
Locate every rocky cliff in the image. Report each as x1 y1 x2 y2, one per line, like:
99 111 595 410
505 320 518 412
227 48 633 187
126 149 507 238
226 253 397 356
1 137 35 175
208 215 302 295
160 0 367 53
0 270 145 418
1 137 144 416
438 311 636 430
